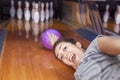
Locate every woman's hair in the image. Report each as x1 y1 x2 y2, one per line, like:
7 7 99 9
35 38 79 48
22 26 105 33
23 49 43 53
53 38 76 50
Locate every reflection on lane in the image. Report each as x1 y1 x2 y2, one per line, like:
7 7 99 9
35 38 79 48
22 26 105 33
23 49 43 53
32 23 39 42
25 21 31 39
17 19 23 36
10 18 16 32
8 19 53 43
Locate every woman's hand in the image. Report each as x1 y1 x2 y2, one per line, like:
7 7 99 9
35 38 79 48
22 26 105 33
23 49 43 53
47 33 59 47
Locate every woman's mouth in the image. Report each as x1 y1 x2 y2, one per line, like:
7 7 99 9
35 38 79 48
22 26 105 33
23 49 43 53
71 54 76 63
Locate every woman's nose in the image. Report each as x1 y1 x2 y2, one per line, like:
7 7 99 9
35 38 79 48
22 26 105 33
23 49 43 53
64 52 68 58
61 50 68 58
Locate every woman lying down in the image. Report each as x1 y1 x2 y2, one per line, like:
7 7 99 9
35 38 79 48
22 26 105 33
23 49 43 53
48 34 120 80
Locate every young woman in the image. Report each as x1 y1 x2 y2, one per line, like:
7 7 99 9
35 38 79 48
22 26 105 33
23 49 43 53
48 34 120 80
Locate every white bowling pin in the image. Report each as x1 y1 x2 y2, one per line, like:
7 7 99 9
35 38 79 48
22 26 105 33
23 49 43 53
31 2 35 20
33 23 39 42
38 1 41 19
103 22 108 28
45 2 49 20
114 24 120 33
24 2 30 22
40 3 45 22
96 3 99 9
33 3 40 23
50 2 54 18
24 1 27 18
17 1 23 19
103 4 109 23
115 5 120 24
10 0 15 18
25 22 30 39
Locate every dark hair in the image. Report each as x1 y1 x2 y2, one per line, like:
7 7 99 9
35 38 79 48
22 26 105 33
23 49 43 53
53 38 76 50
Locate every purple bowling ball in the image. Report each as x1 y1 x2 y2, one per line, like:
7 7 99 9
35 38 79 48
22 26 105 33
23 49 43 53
41 29 62 50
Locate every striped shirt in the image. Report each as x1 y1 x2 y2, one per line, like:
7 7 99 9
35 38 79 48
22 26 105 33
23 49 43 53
74 35 120 80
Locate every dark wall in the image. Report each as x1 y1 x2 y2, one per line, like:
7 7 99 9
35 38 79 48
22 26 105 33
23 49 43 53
0 0 63 20
1 0 120 21
96 1 120 20
0 1 2 20
53 0 63 20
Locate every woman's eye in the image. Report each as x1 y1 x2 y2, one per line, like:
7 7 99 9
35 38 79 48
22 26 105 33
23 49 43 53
60 55 63 60
63 46 67 51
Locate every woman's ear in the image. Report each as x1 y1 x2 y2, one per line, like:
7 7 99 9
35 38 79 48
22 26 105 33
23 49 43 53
76 42 82 48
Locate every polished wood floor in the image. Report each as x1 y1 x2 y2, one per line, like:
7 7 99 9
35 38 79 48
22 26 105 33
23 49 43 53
0 19 90 80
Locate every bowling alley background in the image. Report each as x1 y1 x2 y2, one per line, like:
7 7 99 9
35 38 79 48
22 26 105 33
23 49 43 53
1 0 120 35
0 0 120 20
0 0 63 20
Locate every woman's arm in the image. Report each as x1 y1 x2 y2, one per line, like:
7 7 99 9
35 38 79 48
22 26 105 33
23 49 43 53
98 36 120 55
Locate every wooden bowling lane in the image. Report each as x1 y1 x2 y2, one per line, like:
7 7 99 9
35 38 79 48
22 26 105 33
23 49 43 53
0 19 90 80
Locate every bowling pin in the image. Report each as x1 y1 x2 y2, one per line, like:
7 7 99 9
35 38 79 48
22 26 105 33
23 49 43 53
40 3 45 22
38 1 41 19
24 1 27 18
31 2 35 20
24 2 30 22
45 2 49 20
17 1 23 19
50 2 54 18
103 22 108 28
33 3 40 23
10 0 15 18
33 23 39 42
96 3 99 9
114 24 120 33
115 5 120 24
103 4 109 23
25 22 30 39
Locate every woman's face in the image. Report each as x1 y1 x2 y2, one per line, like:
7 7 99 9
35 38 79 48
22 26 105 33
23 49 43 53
54 41 84 68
